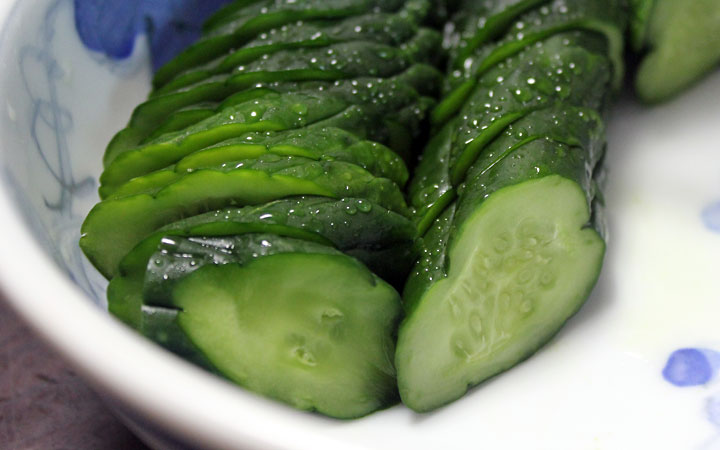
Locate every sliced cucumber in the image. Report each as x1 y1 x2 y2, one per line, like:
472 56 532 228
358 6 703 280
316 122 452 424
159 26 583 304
635 0 720 103
153 0 408 88
397 175 605 412
108 197 417 327
83 157 410 279
156 10 422 96
172 252 402 418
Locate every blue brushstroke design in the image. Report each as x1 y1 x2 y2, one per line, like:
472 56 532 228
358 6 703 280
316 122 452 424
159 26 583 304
73 0 234 70
708 395 720 428
663 348 720 387
702 201 720 233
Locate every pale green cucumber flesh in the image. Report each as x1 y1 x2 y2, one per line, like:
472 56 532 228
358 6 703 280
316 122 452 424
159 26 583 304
396 176 605 412
636 0 720 103
173 253 402 419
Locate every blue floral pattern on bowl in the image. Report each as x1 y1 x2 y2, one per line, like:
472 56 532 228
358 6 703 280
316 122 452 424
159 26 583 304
74 0 234 69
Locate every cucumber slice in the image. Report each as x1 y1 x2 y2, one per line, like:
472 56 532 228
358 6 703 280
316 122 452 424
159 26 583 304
396 175 605 412
409 34 611 230
136 233 347 369
174 130 408 187
140 305 216 370
153 0 408 88
635 0 720 103
101 90 348 179
108 197 417 327
156 10 422 96
107 124 407 194
82 157 410 279
434 0 626 126
105 156 408 213
172 252 402 418
102 65 441 173
449 0 549 65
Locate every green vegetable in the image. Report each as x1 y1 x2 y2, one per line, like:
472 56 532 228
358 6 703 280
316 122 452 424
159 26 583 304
410 32 612 231
108 197 416 327
170 251 402 418
155 7 425 96
394 0 625 412
154 0 409 87
83 156 410 279
433 0 627 125
632 0 720 102
102 64 441 173
138 234 402 418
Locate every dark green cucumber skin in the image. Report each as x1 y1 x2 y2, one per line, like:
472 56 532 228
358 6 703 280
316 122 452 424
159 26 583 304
139 305 218 370
82 156 412 279
447 0 549 65
108 29 440 159
410 32 612 230
152 0 408 88
155 7 427 96
106 0 434 161
405 106 606 313
442 0 627 98
107 196 417 329
145 234 342 308
101 65 442 182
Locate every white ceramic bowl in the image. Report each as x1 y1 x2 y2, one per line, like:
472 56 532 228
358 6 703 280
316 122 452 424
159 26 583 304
2 1 720 449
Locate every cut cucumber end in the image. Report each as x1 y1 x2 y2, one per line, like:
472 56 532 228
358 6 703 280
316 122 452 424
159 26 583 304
396 176 605 412
636 0 720 103
173 253 402 419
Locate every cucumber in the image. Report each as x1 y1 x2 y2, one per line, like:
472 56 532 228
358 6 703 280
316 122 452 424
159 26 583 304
174 127 408 185
449 0 549 67
82 156 410 279
139 304 216 370
446 0 626 91
396 0 626 410
102 65 441 175
153 0 408 88
398 130 607 413
108 197 417 327
171 252 401 418
156 8 424 95
396 175 605 412
117 31 439 151
102 108 410 194
633 0 720 102
133 233 403 418
410 32 612 231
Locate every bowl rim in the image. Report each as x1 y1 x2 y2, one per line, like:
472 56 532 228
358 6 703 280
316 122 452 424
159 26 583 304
0 2 368 448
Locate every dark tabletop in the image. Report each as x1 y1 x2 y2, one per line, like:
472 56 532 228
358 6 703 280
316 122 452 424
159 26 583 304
0 293 149 450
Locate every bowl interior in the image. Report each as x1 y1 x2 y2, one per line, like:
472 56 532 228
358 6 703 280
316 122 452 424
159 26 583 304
3 2 720 450
0 0 156 305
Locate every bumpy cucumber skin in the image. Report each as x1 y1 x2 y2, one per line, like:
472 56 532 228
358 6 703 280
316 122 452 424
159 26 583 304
108 197 417 327
85 3 437 420
411 32 612 231
101 65 441 185
396 0 626 413
406 106 605 315
83 157 411 279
